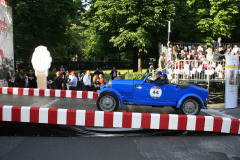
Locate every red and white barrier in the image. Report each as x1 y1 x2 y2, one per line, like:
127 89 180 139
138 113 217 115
0 87 98 99
0 105 239 134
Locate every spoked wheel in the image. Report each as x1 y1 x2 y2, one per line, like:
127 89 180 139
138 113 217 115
97 92 119 111
180 98 201 115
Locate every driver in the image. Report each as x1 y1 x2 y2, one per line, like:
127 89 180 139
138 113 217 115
150 71 168 85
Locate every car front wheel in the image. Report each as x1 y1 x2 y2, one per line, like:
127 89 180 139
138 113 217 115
180 98 201 115
97 92 119 111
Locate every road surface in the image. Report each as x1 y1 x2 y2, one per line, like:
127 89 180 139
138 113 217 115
0 94 240 160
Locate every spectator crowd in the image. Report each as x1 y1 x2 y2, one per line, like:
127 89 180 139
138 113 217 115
6 65 122 91
5 37 239 89
158 37 240 79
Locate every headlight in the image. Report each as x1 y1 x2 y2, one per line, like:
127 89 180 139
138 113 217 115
107 79 112 88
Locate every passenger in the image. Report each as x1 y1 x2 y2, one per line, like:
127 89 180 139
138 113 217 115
150 71 162 85
159 74 169 85
150 72 168 85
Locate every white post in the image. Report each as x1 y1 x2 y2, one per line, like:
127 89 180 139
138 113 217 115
31 46 52 89
225 55 239 108
167 21 171 49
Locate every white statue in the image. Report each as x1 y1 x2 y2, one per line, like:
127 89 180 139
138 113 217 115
31 46 52 89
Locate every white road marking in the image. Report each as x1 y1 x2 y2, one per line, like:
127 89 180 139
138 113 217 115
40 99 59 108
201 108 237 119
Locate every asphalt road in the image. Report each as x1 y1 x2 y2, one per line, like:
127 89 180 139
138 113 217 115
1 94 240 160
0 136 239 160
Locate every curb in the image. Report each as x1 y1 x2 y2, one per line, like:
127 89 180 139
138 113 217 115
0 87 98 99
0 105 239 135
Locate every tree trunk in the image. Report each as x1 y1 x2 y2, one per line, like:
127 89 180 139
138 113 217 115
138 53 142 73
133 48 138 72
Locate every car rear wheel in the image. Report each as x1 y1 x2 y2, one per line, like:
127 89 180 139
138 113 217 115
97 92 119 111
180 98 201 115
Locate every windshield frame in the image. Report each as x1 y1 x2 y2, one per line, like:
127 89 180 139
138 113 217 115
141 71 148 80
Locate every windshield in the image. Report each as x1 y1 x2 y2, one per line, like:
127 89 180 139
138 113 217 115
141 71 149 80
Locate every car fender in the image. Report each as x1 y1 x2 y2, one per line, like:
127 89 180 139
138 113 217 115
177 93 206 109
98 88 125 108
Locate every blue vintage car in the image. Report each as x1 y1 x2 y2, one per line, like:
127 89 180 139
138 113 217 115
97 72 208 115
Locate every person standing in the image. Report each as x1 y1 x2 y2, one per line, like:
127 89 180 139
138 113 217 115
28 70 37 88
178 50 186 60
176 44 181 54
78 71 85 91
206 48 214 61
159 52 166 72
18 69 26 88
25 73 29 88
172 46 178 62
54 71 64 90
99 74 104 85
83 70 92 91
93 68 100 75
99 68 104 76
93 74 101 91
213 46 225 61
213 37 222 51
68 71 78 90
110 67 117 80
225 45 232 55
6 68 15 87
114 72 122 80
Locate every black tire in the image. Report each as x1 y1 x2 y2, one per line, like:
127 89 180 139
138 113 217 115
180 98 201 115
97 92 119 111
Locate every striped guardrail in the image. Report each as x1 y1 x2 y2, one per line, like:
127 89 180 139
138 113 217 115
0 87 98 99
0 105 239 134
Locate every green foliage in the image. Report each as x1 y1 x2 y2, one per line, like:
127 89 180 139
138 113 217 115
47 71 56 81
84 0 176 72
185 0 239 43
124 72 143 80
11 0 240 67
12 0 83 62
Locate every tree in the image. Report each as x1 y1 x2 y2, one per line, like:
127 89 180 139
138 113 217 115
86 0 175 72
187 0 240 44
12 0 83 62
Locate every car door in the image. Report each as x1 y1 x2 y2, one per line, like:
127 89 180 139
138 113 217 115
162 84 179 106
133 81 166 106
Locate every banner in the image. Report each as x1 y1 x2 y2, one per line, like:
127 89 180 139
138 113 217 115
0 1 14 80
225 55 239 108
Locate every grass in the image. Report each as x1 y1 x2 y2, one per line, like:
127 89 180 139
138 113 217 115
89 69 148 75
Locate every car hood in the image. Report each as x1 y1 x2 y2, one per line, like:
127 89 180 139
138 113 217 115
112 79 135 84
101 79 137 90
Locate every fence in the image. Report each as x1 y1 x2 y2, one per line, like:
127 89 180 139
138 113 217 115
154 60 226 87
169 60 225 83
169 42 240 52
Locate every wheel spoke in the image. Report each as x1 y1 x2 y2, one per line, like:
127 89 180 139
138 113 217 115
182 99 199 115
99 95 116 111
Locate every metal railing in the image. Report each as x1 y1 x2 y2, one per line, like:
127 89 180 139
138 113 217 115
155 60 226 86
169 42 240 52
